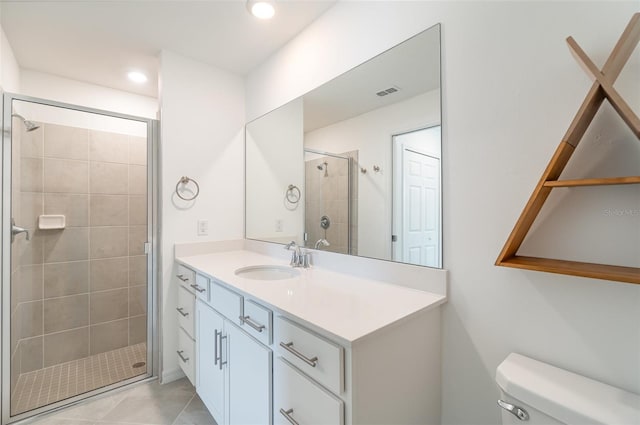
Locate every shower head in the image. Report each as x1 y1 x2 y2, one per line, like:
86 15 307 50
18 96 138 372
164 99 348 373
317 161 328 176
316 164 324 170
12 114 40 132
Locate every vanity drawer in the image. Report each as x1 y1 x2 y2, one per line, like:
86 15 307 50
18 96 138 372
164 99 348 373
274 316 344 395
176 264 195 291
241 299 272 346
177 285 195 338
192 273 210 302
274 357 344 425
178 327 196 386
210 280 243 325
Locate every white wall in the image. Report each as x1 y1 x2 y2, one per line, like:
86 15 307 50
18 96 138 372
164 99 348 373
246 2 640 423
159 50 245 380
246 97 304 242
305 90 440 259
0 26 20 94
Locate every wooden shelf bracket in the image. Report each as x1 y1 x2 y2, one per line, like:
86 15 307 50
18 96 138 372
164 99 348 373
496 13 640 285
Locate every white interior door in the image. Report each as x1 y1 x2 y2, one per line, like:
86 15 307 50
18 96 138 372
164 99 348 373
402 149 440 267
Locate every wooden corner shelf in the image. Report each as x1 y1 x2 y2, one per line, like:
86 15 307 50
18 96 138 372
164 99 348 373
496 13 640 285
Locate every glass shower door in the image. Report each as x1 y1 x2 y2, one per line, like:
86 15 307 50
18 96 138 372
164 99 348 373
2 94 157 423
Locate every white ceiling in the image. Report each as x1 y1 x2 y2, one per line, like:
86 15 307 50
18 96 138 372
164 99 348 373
1 0 337 98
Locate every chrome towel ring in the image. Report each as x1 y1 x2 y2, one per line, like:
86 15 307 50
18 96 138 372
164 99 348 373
176 176 200 201
285 184 301 204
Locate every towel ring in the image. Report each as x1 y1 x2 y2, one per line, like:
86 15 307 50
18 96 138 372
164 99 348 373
285 184 300 204
176 176 200 201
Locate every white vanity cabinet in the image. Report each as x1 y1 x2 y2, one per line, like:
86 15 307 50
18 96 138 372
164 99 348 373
196 291 272 425
175 265 197 385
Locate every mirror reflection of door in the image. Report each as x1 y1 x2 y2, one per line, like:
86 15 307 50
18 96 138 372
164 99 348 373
392 126 441 267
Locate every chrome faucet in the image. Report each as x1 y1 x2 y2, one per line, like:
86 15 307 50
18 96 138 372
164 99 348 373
284 241 311 268
314 238 330 250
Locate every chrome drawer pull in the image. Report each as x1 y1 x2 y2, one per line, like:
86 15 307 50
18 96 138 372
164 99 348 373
176 350 189 363
190 284 206 293
497 400 529 421
176 274 189 282
214 329 220 366
239 315 265 332
219 334 228 370
176 307 189 317
279 408 299 425
279 341 318 367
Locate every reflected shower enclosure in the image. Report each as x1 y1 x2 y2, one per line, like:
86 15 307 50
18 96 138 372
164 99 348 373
304 149 357 255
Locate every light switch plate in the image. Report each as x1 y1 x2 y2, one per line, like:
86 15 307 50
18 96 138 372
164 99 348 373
197 219 209 236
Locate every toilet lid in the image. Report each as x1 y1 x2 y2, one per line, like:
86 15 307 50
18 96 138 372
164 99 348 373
496 353 640 425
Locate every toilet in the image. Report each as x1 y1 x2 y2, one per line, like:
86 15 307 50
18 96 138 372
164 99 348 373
496 353 640 424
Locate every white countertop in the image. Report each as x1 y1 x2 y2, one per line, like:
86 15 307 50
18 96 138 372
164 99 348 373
176 249 446 344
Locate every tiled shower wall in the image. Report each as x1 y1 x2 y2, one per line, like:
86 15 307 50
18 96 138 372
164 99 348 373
304 151 358 255
11 122 148 390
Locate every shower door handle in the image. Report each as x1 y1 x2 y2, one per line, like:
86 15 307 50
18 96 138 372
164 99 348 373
11 219 30 243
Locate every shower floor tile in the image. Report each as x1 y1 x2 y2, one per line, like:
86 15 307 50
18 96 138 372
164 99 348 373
11 342 147 416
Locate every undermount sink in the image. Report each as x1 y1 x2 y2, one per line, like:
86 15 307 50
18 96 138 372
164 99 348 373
234 265 300 281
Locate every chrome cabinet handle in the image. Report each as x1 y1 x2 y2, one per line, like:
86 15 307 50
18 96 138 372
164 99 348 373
176 274 189 282
279 408 299 425
239 315 265 332
219 334 228 370
279 341 318 367
176 307 189 317
214 329 220 366
190 284 206 293
497 400 529 421
176 350 189 363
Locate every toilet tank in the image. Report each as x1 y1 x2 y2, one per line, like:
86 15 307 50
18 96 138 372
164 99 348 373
496 353 640 424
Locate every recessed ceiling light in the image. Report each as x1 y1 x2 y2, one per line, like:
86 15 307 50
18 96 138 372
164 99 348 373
127 71 148 84
247 0 275 19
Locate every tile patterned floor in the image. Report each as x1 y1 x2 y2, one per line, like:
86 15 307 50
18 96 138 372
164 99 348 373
12 343 147 416
21 378 216 425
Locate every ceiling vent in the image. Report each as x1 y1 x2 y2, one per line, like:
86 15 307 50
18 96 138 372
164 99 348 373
376 86 400 97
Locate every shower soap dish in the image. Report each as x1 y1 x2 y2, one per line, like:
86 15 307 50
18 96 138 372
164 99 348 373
38 215 65 230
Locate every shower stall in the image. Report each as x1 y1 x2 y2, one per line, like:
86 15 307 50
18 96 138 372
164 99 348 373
1 93 158 424
304 149 357 255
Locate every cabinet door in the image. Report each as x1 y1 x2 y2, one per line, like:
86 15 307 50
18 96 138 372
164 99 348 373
196 300 226 425
227 322 273 425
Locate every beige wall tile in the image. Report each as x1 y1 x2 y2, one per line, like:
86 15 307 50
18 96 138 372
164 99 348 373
129 256 147 286
44 294 89 333
129 315 147 345
17 301 43 339
21 157 43 192
16 264 43 302
18 230 44 265
90 162 128 194
129 196 147 225
90 195 128 226
43 327 89 367
21 193 43 229
129 285 147 316
43 228 89 263
43 124 88 160
43 159 88 193
90 288 128 324
44 193 89 227
89 227 128 259
90 319 128 355
21 125 43 158
20 336 43 373
128 165 147 195
43 261 89 298
128 226 147 256
90 258 128 291
89 130 129 164
128 136 147 166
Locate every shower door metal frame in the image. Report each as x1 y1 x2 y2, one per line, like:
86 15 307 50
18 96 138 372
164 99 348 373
0 92 160 424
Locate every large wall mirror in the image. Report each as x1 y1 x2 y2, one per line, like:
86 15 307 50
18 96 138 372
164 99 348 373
246 24 442 268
